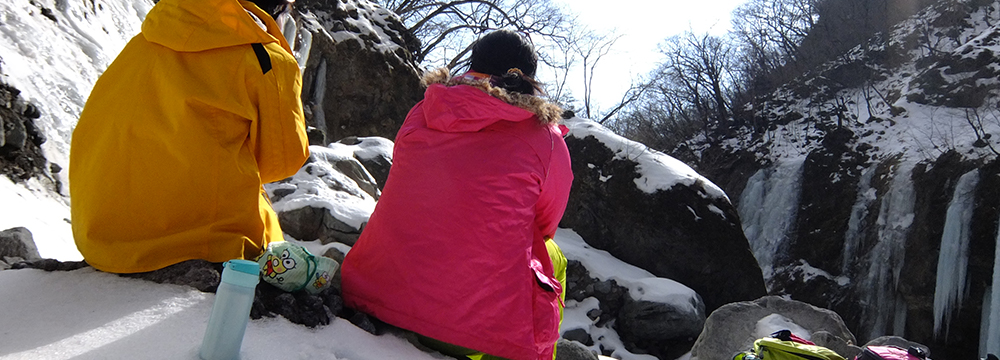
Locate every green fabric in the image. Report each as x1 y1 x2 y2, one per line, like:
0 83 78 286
258 241 339 294
545 238 566 360
753 338 846 360
417 334 512 360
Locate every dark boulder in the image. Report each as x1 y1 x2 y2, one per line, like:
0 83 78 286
292 0 424 144
559 118 766 312
0 82 50 183
0 227 41 262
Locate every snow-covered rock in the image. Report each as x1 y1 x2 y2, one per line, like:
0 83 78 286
265 140 386 246
560 118 766 313
689 296 859 360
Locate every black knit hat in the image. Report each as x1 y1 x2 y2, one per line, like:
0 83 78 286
470 30 540 95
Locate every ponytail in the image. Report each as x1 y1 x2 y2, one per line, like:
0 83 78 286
492 68 542 96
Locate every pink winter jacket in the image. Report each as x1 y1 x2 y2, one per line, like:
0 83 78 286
341 71 573 360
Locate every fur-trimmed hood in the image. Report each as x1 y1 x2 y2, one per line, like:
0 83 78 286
421 68 563 125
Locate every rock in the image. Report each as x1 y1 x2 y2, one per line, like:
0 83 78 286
0 82 50 182
277 205 363 246
292 0 423 144
617 296 707 360
556 339 599 360
120 259 221 292
0 227 41 260
562 328 594 346
335 136 393 191
618 297 706 342
559 119 767 312
267 144 381 246
251 280 343 328
562 253 706 358
690 296 857 360
10 258 88 271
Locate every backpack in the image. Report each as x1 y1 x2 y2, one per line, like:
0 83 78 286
853 345 929 360
734 330 846 360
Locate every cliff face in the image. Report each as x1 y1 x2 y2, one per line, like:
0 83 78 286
291 0 424 144
675 0 1000 357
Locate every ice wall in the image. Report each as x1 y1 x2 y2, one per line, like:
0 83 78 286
859 162 916 340
983 212 1000 357
738 159 805 281
843 166 878 274
933 169 980 338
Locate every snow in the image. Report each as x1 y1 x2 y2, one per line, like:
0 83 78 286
346 137 394 162
0 227 696 360
0 0 149 187
562 297 658 360
555 229 702 310
306 0 406 55
564 118 728 200
0 177 78 261
933 169 980 338
754 314 812 341
0 268 440 360
554 229 700 360
266 145 378 231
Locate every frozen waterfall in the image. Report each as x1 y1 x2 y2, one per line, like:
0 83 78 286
982 211 1000 356
842 166 878 274
933 169 980 338
859 161 916 340
738 159 805 281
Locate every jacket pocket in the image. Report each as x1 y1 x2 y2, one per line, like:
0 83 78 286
529 258 561 353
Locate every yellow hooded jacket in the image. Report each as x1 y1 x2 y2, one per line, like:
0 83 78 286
70 0 309 273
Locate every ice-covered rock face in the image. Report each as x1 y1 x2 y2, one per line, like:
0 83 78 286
288 0 424 144
558 118 766 313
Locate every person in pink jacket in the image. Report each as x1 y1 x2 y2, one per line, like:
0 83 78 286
340 30 573 360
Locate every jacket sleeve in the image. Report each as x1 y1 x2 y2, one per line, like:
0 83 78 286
248 41 310 183
535 125 573 238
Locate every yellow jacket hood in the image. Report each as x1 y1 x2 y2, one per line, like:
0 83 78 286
70 0 308 273
143 0 292 53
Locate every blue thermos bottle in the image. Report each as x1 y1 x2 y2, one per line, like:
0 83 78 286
199 260 259 360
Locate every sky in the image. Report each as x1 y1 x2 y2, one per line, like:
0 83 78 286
549 0 748 118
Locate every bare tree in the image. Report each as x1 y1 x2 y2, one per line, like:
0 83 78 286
372 0 574 69
656 31 735 130
572 29 622 120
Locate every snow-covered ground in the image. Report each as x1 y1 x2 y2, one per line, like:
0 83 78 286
0 1 704 359
0 227 690 359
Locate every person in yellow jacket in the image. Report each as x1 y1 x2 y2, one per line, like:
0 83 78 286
70 0 309 274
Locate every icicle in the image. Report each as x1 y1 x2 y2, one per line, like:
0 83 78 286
984 212 1000 357
860 161 916 341
933 169 980 339
311 61 328 137
738 159 805 282
843 166 878 274
277 12 297 47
